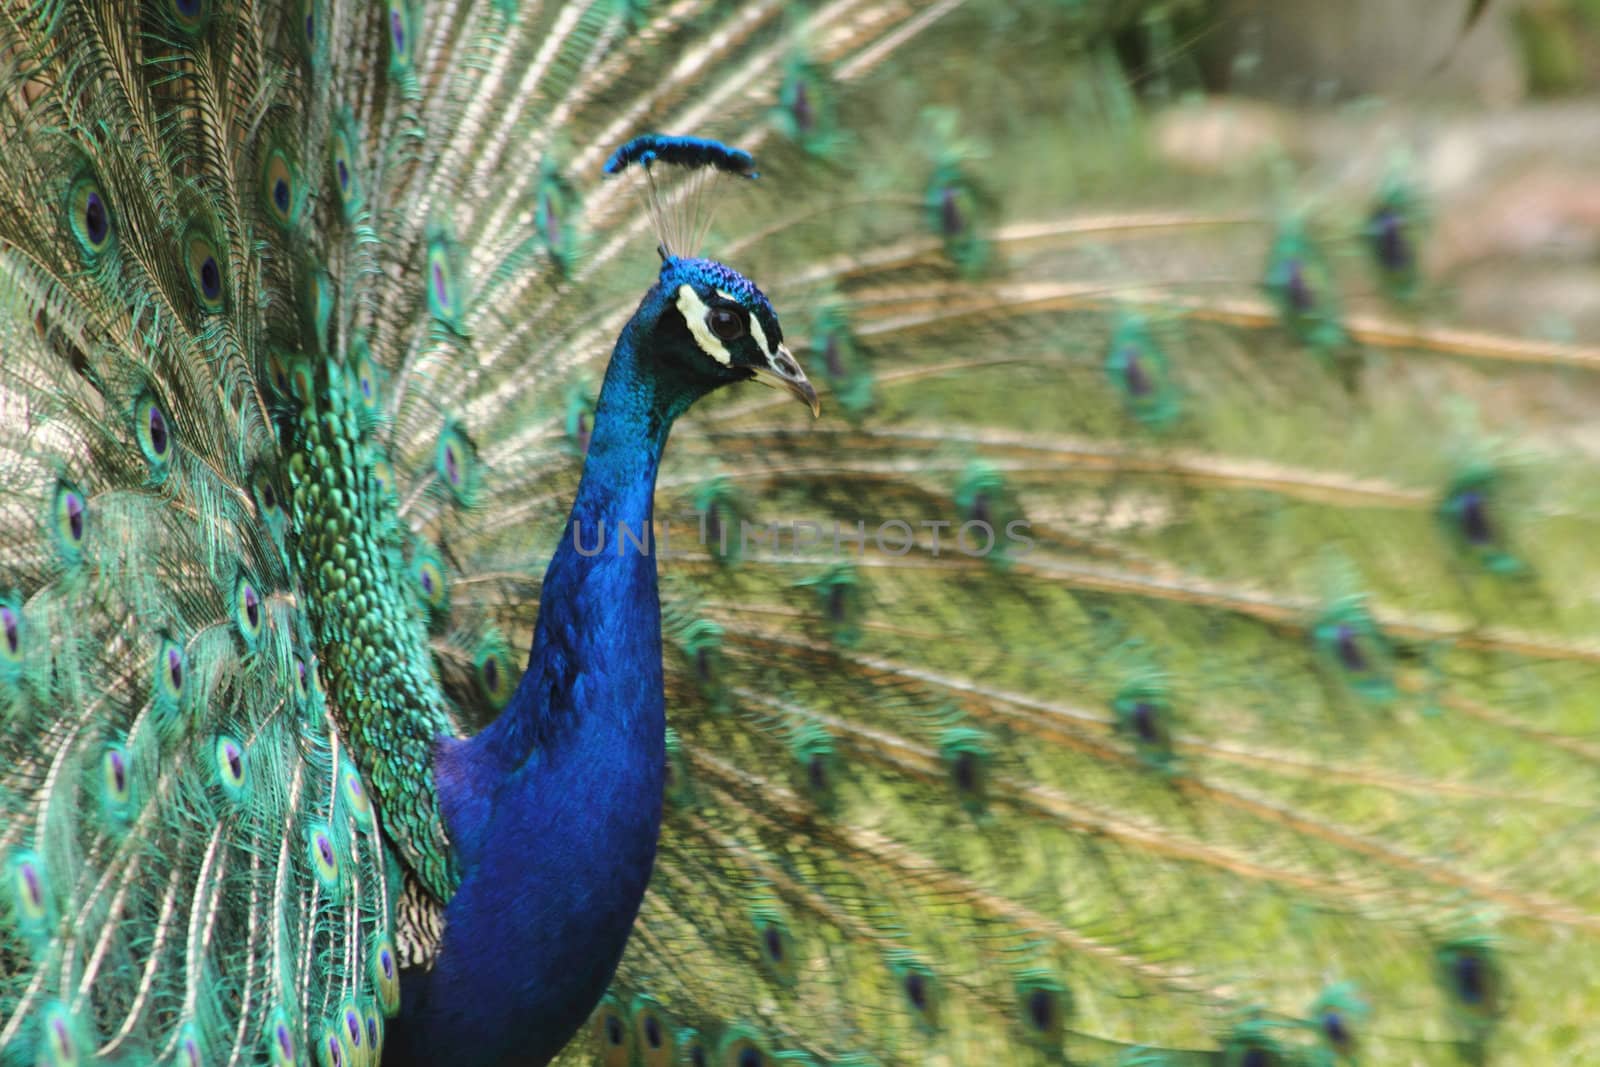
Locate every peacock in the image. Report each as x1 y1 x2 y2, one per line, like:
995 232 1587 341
2 0 1598 1065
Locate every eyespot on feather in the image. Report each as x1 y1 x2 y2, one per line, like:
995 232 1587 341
630 996 676 1067
51 482 88 561
133 391 174 474
363 1003 384 1064
154 638 186 710
370 454 395 500
316 1021 350 1067
340 760 373 828
184 225 227 313
715 1025 771 1067
1311 598 1396 703
66 172 113 259
591 995 631 1066
307 823 341 892
425 235 464 329
938 726 992 812
1 598 24 677
330 119 363 216
233 574 266 647
167 0 211 35
475 638 515 711
297 0 319 56
261 146 301 229
890 957 941 1031
100 742 132 821
386 3 415 74
370 936 401 1015
39 1002 83 1067
1013 970 1070 1047
351 337 381 417
176 1023 202 1067
265 1009 297 1067
434 422 477 504
8 849 50 934
304 268 335 354
215 735 248 800
750 905 799 986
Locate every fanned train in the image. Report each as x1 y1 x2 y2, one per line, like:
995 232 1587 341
2 2 1598 1066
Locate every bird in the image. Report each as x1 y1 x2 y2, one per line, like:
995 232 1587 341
1 2 1597 1067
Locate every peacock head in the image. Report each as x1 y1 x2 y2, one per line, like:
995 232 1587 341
656 254 818 415
605 133 819 416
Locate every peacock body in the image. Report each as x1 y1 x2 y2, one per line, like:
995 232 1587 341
2 2 1598 1066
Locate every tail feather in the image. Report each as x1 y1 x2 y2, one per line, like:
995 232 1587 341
543 11 1600 1057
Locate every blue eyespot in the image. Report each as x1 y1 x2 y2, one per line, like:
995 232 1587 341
341 1002 363 1055
476 641 515 710
262 147 300 229
387 3 416 75
9 849 48 929
425 235 463 329
371 936 401 1015
340 761 373 828
1 599 24 674
715 1025 771 1067
891 958 940 1030
185 226 227 312
317 1023 349 1067
351 340 380 416
307 824 340 891
434 423 476 503
304 269 334 354
1013 971 1069 1047
40 1003 81 1067
234 575 265 646
299 0 318 49
265 1008 296 1066
362 1003 384 1061
330 117 363 217
67 173 113 259
176 1023 202 1067
101 742 132 821
133 391 174 473
370 455 394 499
938 726 991 811
411 543 450 623
216 735 247 799
629 996 675 1067
52 482 88 560
294 655 314 701
591 996 630 1066
154 638 186 710
170 0 210 33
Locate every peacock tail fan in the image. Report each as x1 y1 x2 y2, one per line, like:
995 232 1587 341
0 1 1595 1067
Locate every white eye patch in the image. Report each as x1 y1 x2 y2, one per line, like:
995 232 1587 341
715 289 777 358
676 284 733 366
747 312 772 359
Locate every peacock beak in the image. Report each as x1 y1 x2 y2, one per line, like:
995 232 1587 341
750 343 820 417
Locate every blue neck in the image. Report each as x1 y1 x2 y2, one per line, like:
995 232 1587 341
393 284 713 1067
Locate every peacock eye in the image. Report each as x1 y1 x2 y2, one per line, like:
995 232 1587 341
68 174 113 258
371 938 401 1014
1 603 21 662
707 307 744 341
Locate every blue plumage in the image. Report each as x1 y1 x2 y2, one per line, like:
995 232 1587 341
392 256 813 1067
